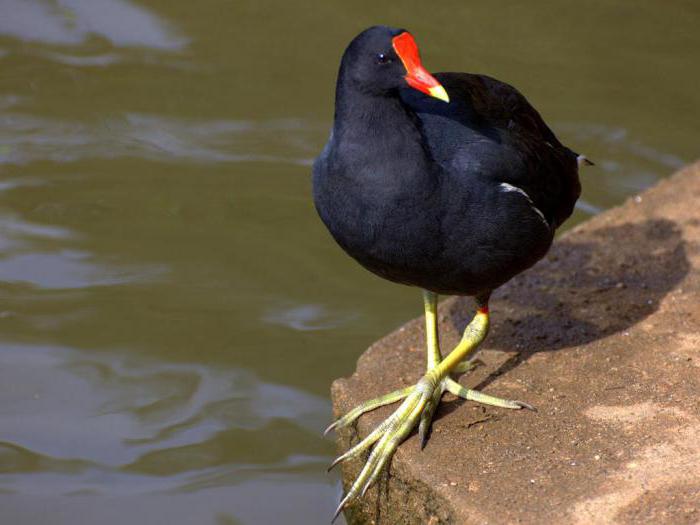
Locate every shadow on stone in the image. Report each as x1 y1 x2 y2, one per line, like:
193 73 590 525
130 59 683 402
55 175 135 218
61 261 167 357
448 218 690 392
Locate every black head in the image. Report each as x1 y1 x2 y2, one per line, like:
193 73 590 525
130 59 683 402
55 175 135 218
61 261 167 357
340 26 407 95
338 25 449 102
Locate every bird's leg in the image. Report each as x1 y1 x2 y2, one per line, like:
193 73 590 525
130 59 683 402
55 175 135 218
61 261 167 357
417 290 442 446
423 290 441 370
328 294 533 521
424 290 482 374
417 292 488 447
325 290 445 436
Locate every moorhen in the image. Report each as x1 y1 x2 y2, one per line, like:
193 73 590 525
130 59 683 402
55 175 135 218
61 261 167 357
313 26 589 518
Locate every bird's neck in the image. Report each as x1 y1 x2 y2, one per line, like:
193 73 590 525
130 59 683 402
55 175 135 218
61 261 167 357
332 81 434 183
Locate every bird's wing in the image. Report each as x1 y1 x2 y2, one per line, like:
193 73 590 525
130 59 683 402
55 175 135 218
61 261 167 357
400 72 582 228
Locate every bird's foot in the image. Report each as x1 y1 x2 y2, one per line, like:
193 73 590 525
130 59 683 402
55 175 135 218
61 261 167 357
326 375 533 521
328 373 442 521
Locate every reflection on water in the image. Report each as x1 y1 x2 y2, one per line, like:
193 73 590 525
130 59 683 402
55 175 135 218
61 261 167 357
0 343 338 524
0 344 328 476
0 210 166 288
263 303 358 331
0 111 318 166
0 0 698 524
0 0 187 50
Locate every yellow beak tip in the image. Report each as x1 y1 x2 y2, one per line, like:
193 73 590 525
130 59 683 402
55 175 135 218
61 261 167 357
429 85 450 103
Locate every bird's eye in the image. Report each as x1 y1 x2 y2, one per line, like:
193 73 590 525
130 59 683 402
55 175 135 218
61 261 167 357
376 53 392 65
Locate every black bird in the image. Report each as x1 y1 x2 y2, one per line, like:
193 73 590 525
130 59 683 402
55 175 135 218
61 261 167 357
313 26 589 518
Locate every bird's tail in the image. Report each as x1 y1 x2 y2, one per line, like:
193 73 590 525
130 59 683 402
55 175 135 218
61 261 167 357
577 155 595 169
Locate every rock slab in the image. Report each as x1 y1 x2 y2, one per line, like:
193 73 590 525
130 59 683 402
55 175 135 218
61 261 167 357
331 161 700 524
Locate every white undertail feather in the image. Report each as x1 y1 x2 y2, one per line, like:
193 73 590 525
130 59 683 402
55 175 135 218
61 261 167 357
577 155 594 170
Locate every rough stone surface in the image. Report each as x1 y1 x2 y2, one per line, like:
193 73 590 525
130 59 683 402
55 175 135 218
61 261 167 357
331 161 700 524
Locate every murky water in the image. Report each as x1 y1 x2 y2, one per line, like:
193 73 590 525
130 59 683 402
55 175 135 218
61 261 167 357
0 1 698 524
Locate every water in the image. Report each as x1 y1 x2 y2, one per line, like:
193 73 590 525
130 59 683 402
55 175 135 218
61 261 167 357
0 1 698 524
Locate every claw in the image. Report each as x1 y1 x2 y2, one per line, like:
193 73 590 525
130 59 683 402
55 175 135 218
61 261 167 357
514 400 537 411
328 414 396 471
332 493 351 523
324 420 339 436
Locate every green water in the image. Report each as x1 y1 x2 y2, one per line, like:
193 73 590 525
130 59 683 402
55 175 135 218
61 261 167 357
0 1 698 524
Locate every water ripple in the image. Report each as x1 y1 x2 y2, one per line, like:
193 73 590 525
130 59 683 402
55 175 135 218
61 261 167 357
262 303 359 331
0 213 167 289
0 343 331 493
0 112 321 167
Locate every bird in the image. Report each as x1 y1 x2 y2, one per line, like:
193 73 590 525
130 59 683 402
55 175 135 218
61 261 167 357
312 25 590 520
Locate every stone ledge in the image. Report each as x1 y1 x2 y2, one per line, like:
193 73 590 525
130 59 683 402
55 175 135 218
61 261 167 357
331 161 700 524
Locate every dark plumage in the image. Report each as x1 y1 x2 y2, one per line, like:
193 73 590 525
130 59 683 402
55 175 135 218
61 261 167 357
316 26 588 518
313 26 582 296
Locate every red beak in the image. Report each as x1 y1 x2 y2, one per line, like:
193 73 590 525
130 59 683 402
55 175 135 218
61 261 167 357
391 32 449 102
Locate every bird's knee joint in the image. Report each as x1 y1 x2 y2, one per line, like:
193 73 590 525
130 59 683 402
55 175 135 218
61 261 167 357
417 375 438 394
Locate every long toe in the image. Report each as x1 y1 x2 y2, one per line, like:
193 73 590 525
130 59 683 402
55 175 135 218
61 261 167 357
445 378 536 410
331 376 441 519
324 385 413 435
418 382 444 449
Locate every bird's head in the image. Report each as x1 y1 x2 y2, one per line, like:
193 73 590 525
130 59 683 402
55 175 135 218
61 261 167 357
339 25 449 103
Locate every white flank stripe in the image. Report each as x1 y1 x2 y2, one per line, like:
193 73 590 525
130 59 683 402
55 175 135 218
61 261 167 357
499 182 549 227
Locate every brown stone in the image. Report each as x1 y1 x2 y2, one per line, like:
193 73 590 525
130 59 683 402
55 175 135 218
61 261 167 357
331 161 700 524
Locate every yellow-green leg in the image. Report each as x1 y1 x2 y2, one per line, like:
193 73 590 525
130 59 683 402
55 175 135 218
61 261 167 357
327 291 533 522
423 290 441 370
324 290 443 438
